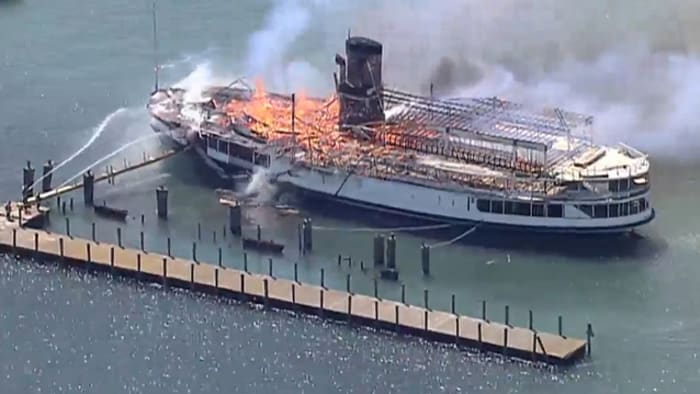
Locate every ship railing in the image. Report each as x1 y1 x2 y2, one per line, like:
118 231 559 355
298 152 563 197
374 128 547 176
551 186 650 201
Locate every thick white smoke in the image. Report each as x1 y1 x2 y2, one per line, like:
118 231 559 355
243 167 277 204
243 0 332 94
345 0 700 160
174 0 700 160
174 62 235 103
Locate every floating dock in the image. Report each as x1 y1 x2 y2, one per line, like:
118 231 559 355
0 224 588 365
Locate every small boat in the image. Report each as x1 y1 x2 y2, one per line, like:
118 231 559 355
94 201 128 221
242 237 284 254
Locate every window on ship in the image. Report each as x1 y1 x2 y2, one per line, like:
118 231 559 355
547 204 563 218
491 200 504 214
476 199 490 213
593 204 607 218
576 204 593 217
514 202 531 216
609 203 620 217
532 204 545 217
217 140 229 154
630 199 640 215
255 153 270 167
620 202 629 216
475 199 555 218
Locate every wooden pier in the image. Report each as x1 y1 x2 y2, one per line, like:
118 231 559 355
0 224 588 365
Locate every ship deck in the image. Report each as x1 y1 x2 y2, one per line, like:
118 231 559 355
156 83 648 198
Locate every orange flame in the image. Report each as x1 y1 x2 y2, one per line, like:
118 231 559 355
221 78 412 168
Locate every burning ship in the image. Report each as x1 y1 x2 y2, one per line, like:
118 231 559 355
148 36 655 234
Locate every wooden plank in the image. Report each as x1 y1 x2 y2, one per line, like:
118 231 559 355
218 268 240 293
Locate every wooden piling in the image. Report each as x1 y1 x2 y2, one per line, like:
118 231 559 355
373 234 385 266
162 258 167 286
559 315 564 337
421 243 430 275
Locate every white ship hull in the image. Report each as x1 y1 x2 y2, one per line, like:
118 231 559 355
151 120 654 234
273 165 655 234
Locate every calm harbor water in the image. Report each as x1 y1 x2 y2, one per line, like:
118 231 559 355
2 0 700 392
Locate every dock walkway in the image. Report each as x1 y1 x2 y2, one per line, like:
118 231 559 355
0 225 587 365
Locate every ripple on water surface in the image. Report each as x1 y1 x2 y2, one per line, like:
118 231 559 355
0 255 597 393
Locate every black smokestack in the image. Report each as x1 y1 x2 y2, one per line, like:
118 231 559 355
336 36 385 128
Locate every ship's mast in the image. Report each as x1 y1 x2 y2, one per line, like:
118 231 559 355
152 0 160 92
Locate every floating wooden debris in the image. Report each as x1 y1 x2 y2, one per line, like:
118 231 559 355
242 238 284 254
94 201 128 221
